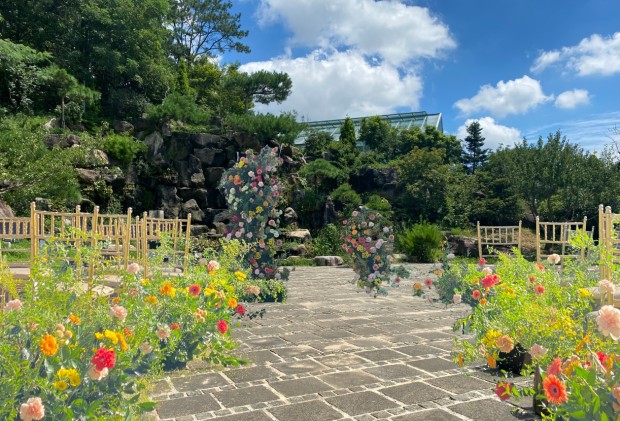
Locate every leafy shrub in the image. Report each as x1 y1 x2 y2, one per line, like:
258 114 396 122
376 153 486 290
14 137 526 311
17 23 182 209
146 93 209 125
312 224 345 257
364 194 393 220
330 183 361 215
299 158 348 193
225 112 303 145
103 133 146 165
398 222 443 262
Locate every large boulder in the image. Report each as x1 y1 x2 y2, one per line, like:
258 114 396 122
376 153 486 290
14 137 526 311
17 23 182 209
350 167 400 200
0 200 14 218
284 229 312 243
182 199 205 223
194 147 227 167
112 120 134 133
144 131 165 165
446 235 477 257
282 207 298 227
76 168 100 184
204 167 225 187
189 133 223 148
157 186 182 218
313 256 344 266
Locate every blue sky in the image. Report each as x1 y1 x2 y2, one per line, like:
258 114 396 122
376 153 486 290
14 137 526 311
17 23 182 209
224 0 620 151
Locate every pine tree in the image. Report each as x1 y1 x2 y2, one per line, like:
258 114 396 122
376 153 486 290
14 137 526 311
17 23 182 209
463 121 490 173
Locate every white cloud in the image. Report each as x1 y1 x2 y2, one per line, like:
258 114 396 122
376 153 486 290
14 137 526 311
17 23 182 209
454 76 553 118
457 117 522 150
531 32 620 76
555 89 590 109
240 49 423 120
530 50 561 73
256 0 456 65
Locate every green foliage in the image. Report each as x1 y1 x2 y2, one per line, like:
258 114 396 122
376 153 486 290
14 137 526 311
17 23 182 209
359 115 395 151
224 70 292 113
462 120 490 174
398 222 443 263
102 134 147 166
295 189 326 229
364 194 393 221
299 159 348 193
312 224 345 257
330 183 361 215
146 93 210 125
303 129 333 158
225 112 303 145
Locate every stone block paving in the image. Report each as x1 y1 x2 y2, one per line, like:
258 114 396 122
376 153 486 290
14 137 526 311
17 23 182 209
151 265 540 420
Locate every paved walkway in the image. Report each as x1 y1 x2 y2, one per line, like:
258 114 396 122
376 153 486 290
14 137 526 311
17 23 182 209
151 265 539 420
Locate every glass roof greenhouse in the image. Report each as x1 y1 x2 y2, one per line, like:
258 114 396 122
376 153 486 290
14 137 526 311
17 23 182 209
294 111 443 147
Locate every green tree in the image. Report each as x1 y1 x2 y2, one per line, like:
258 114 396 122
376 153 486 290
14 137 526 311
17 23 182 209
299 158 348 193
358 115 394 151
169 0 250 66
225 112 304 145
462 121 489 173
303 130 332 158
329 117 359 168
224 70 292 113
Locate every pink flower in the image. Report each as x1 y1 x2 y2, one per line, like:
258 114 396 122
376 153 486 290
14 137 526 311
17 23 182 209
5 299 23 311
207 260 220 271
88 366 109 381
495 382 512 401
600 279 615 294
472 290 481 300
481 275 498 288
109 304 127 322
424 278 433 288
547 357 563 376
19 397 45 421
452 294 462 304
139 342 153 355
217 320 228 334
482 267 493 276
156 325 171 340
495 335 514 353
127 262 140 274
597 305 620 340
477 257 486 268
529 343 547 360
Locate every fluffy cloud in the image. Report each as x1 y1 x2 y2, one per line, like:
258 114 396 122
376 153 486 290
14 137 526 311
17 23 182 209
454 76 553 118
531 32 620 76
457 117 522 150
240 49 423 120
555 89 590 109
256 0 455 65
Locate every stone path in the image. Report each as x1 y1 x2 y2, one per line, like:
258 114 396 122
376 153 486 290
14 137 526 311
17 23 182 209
151 265 539 420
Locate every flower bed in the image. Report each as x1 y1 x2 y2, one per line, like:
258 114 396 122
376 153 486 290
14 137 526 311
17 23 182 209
438 249 620 418
0 238 258 419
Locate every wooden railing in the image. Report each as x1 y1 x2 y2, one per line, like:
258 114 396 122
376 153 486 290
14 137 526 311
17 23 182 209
535 216 589 262
477 221 522 258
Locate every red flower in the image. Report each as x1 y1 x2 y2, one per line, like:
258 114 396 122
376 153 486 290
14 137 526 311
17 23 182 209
495 382 512 401
472 290 481 300
424 278 433 288
188 284 201 297
91 348 115 371
478 257 486 268
547 357 563 376
536 263 545 272
597 351 608 365
170 323 180 330
543 375 568 405
236 305 246 315
123 327 133 337
481 274 499 288
217 320 228 334
528 275 536 283
534 285 545 294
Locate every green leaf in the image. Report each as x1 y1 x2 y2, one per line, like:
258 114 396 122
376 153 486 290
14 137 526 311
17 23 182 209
137 401 156 411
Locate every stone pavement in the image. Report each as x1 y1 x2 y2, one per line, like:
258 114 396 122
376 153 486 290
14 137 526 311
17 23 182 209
151 265 539 420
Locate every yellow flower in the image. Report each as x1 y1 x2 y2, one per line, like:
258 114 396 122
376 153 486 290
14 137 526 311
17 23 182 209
457 354 464 367
204 287 216 296
472 278 479 285
116 332 128 351
263 201 269 207
356 245 364 252
578 288 593 298
255 206 264 213
54 380 68 391
228 298 238 309
238 161 245 168
140 278 150 286
413 282 422 291
234 271 247 281
40 334 59 357
69 314 80 325
104 330 119 345
482 329 501 348
57 368 81 387
361 252 370 259
95 332 104 340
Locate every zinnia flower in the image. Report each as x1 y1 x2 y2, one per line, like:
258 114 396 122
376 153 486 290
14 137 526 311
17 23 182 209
234 271 247 281
5 299 23 311
472 290 481 300
534 285 545 295
109 304 127 322
170 323 180 330
529 343 547 360
424 278 433 288
160 281 176 298
207 260 220 271
188 284 201 296
495 335 514 353
478 257 486 268
495 382 512 401
69 314 80 325
482 267 493 276
481 274 499 288
543 374 568 405
156 325 171 340
127 262 141 274
91 347 115 371
236 305 246 315
547 357 563 376
217 320 228 334
228 297 238 308
547 253 561 265
597 305 620 340
413 282 422 291
452 294 462 304
88 366 109 381
19 397 45 421
39 334 58 357
140 342 153 355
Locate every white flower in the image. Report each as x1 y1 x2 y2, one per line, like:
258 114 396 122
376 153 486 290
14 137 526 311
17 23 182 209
547 253 561 265
599 279 615 294
88 366 109 381
452 294 462 304
529 343 547 359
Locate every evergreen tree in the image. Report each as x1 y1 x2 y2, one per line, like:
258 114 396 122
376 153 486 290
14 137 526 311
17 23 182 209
462 121 489 173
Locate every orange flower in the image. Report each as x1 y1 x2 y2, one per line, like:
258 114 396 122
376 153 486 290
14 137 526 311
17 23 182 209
40 334 59 356
486 354 496 368
159 282 176 297
228 297 238 309
495 335 514 353
145 295 158 305
547 357 563 375
472 290 481 300
457 354 464 367
69 314 80 325
534 285 545 294
112 296 121 304
479 298 487 305
543 374 568 405
413 282 422 291
472 278 479 285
